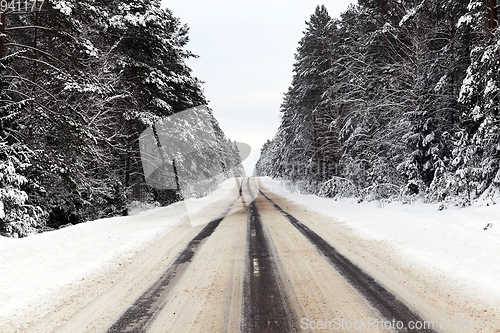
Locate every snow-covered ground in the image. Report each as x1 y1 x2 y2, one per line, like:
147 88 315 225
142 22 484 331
0 179 241 323
261 177 500 310
2 176 500 329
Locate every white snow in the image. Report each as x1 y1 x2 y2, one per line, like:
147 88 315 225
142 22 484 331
0 179 239 320
261 177 500 308
53 0 72 16
399 0 427 27
2 177 500 323
457 14 473 28
399 8 417 27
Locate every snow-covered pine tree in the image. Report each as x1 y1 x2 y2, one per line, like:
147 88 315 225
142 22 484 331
254 139 274 177
270 5 336 190
425 0 470 200
396 0 448 194
257 0 471 202
354 0 465 200
332 4 396 194
453 0 500 201
0 0 226 235
0 0 102 229
101 0 207 205
0 142 43 237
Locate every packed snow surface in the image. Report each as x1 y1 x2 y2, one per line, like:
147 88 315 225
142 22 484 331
0 179 240 320
1 177 500 324
261 177 500 308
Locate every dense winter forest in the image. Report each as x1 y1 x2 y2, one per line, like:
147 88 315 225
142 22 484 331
255 0 500 205
0 0 243 237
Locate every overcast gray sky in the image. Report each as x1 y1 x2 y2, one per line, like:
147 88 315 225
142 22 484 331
160 0 354 174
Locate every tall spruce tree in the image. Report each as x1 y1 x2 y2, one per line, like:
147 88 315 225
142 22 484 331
275 5 336 189
453 0 500 201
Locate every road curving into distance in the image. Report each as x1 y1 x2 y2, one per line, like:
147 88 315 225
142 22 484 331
22 177 490 333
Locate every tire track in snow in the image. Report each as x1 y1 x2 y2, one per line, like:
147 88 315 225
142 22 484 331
106 187 244 333
242 178 300 332
259 189 437 333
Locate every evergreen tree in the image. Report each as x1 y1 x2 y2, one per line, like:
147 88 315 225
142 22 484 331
0 142 43 237
257 1 472 203
333 4 397 192
0 0 237 236
453 0 500 201
274 5 336 189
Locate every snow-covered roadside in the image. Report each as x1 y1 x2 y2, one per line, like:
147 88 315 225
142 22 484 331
260 177 500 309
0 179 240 321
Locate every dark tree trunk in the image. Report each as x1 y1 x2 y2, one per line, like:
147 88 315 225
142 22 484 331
489 0 497 30
0 11 5 58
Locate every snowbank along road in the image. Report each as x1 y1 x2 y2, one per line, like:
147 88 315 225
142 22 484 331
4 178 499 332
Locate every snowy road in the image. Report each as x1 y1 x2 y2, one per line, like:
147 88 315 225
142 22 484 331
92 177 435 332
3 178 499 332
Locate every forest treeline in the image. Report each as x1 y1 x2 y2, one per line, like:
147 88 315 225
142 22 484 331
0 0 243 237
255 0 500 205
